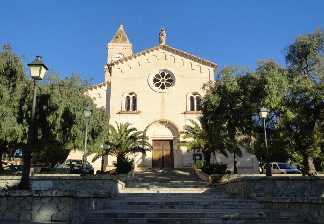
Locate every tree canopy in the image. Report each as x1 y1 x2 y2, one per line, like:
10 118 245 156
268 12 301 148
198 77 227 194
0 46 109 177
201 30 324 175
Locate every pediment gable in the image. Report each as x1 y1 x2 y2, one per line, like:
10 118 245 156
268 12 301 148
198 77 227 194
107 44 217 69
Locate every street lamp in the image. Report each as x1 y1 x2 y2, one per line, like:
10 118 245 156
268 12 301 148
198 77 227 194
19 56 48 189
82 106 92 175
258 107 272 176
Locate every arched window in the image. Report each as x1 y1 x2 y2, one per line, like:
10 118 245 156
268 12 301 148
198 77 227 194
190 96 195 111
188 93 202 112
123 92 137 112
196 95 202 111
125 96 131 111
132 95 137 111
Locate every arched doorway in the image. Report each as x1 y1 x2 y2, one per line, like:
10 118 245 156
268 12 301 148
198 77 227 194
144 120 179 169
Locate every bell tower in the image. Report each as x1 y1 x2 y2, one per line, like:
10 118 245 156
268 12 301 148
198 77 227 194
107 25 133 64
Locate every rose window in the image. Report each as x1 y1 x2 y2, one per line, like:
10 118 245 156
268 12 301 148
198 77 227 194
152 71 175 90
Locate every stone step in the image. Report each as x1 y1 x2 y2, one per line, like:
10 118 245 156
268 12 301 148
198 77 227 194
84 210 305 224
126 180 206 183
118 189 229 195
109 196 251 201
125 182 206 186
84 217 305 224
85 209 301 219
126 184 208 188
105 201 263 209
121 188 213 193
84 168 307 224
106 198 263 205
117 194 232 200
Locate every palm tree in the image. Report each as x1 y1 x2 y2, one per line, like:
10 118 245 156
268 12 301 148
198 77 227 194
102 122 151 173
92 143 111 173
183 119 234 167
182 119 213 166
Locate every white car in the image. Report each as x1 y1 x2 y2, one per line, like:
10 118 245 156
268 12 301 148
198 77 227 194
271 162 301 174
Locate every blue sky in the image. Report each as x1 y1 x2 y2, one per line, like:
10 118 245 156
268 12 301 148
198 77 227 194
1 0 323 83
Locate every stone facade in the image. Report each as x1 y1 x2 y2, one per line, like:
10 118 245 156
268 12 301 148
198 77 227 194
70 25 259 173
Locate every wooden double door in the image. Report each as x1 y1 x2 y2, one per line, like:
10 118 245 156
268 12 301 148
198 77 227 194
152 140 174 169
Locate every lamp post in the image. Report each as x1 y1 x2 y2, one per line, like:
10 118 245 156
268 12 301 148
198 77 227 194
19 56 48 189
258 107 272 176
82 106 92 175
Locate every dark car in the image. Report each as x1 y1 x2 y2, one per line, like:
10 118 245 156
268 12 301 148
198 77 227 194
56 159 94 175
5 164 23 175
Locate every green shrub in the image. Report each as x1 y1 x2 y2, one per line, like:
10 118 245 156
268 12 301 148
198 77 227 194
195 160 205 169
114 157 134 174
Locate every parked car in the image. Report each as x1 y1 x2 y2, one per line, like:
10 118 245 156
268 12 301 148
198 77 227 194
270 162 301 174
3 164 23 175
56 159 94 174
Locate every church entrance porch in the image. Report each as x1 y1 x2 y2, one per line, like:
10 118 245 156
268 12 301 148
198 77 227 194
142 120 181 169
152 140 174 169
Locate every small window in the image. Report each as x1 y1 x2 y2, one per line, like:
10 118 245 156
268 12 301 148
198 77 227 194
125 96 131 111
196 95 202 111
123 93 137 112
132 95 137 111
188 93 202 112
190 96 195 111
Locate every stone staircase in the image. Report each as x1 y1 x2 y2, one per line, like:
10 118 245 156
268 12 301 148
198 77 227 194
83 169 308 224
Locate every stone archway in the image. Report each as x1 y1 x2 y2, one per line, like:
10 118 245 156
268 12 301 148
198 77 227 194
143 120 180 169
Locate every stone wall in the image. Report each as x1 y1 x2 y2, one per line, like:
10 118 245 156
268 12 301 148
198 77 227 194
0 176 123 224
0 190 118 224
0 175 124 194
217 176 324 224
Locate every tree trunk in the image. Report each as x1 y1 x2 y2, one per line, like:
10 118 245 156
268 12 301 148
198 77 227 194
116 154 123 165
101 154 105 173
233 152 238 174
303 152 317 176
203 151 211 166
0 149 3 173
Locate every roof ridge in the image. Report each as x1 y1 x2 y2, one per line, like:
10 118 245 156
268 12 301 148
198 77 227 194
108 44 216 68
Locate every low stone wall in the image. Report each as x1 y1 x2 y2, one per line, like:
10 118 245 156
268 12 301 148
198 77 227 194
0 175 124 194
0 176 124 224
217 176 324 224
0 190 118 224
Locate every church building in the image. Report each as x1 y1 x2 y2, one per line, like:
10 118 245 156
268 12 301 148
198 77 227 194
69 25 258 173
